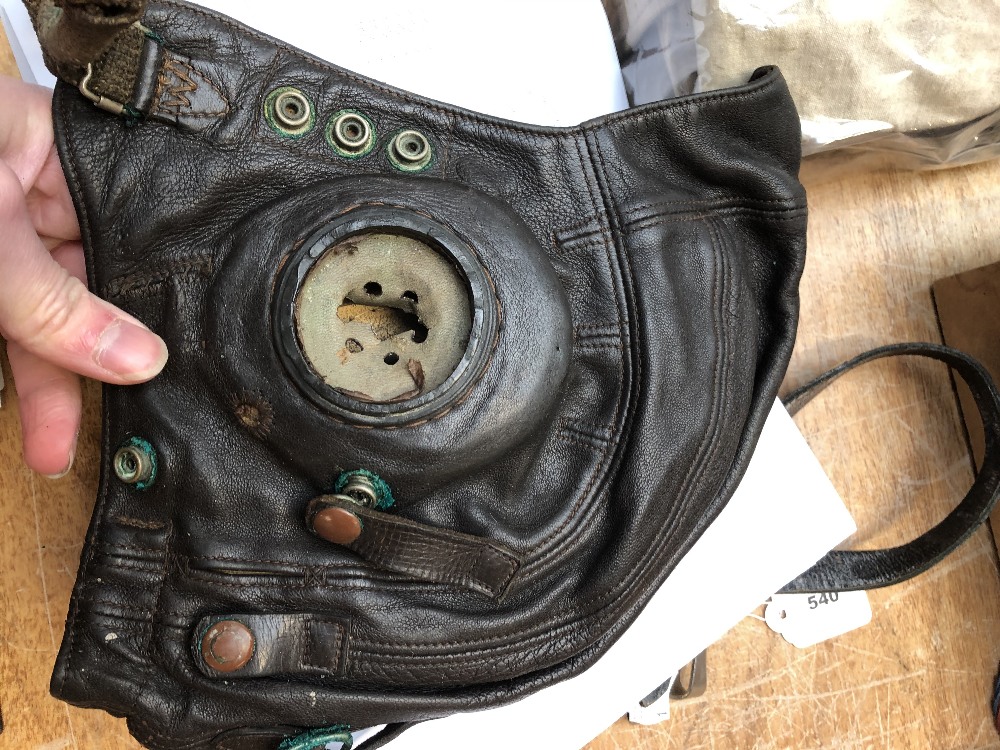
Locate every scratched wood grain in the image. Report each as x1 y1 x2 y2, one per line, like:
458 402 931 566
3 26 1000 750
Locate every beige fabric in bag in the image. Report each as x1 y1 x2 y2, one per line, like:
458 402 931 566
696 0 1000 148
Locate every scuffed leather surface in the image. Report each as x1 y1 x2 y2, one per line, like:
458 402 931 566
49 1 807 747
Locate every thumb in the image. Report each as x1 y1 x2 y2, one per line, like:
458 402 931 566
0 164 167 383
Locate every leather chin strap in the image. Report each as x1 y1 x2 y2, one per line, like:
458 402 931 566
779 343 1000 593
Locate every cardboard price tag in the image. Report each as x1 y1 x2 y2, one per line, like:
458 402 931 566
765 591 872 648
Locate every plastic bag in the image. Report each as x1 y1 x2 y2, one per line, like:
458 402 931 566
603 0 1000 169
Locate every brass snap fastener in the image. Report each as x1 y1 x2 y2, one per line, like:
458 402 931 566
312 506 363 545
327 110 375 157
388 129 432 171
113 437 158 489
265 87 315 137
201 620 255 673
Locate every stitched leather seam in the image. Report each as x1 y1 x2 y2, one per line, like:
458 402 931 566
517 135 623 570
302 617 313 670
625 195 803 216
100 542 168 554
563 204 806 244
556 424 612 445
93 558 166 574
626 206 808 234
175 551 432 578
115 516 167 530
304 617 347 672
575 201 808 245
552 233 609 251
78 601 190 620
557 417 613 435
555 431 608 451
179 571 447 594
573 324 619 335
154 54 231 118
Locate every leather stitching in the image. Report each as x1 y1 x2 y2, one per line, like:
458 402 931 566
515 135 623 570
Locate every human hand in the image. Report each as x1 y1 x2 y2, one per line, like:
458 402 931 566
0 75 168 477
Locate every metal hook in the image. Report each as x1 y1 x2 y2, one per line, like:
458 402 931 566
77 64 126 115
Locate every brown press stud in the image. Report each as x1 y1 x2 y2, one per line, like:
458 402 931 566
312 506 363 545
201 620 255 673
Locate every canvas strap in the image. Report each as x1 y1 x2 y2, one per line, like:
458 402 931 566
22 0 150 113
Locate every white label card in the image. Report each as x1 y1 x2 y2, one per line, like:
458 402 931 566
765 590 872 649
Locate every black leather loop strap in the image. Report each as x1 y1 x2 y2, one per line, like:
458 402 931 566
306 496 522 599
780 343 1000 593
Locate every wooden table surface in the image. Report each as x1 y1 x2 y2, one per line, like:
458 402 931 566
3 26 1000 750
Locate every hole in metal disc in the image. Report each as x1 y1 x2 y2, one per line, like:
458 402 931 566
118 451 138 478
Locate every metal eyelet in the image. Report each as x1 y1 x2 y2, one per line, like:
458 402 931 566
326 110 375 157
113 437 158 489
337 474 379 508
264 87 315 138
388 129 433 171
335 470 395 510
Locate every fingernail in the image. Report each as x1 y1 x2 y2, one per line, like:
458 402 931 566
44 450 75 480
94 320 168 382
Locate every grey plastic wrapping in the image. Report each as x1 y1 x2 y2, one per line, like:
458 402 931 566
603 0 1000 170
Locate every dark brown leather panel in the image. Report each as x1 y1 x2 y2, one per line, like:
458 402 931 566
46 0 807 746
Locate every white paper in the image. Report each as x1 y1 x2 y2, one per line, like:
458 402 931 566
0 0 629 125
0 6 854 749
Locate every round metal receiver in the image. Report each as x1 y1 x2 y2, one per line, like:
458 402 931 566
294 232 471 404
264 87 315 137
113 437 157 488
328 110 375 157
274 90 310 128
388 129 432 171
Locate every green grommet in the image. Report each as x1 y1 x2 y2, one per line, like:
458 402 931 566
387 128 433 172
278 725 353 750
113 437 158 489
326 110 376 158
264 87 315 138
334 469 395 510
